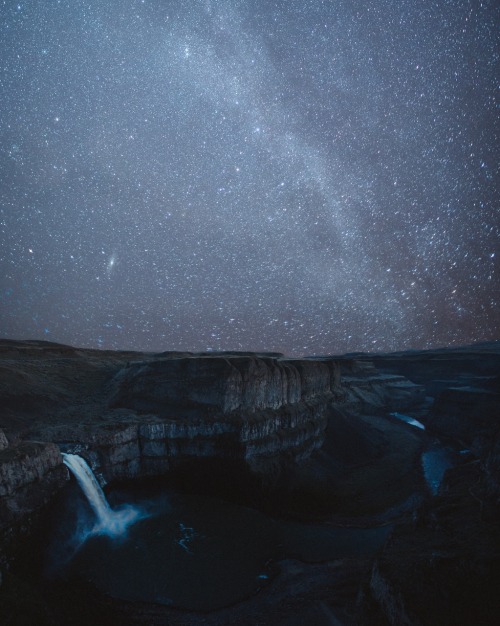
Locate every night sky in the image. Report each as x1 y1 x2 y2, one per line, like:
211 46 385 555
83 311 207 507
1 0 498 356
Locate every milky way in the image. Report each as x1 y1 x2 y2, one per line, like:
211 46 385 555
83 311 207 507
1 0 498 356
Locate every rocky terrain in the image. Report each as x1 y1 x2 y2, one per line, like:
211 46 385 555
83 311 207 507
347 345 500 625
0 339 499 625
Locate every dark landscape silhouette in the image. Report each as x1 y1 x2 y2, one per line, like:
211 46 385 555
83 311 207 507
0 339 499 624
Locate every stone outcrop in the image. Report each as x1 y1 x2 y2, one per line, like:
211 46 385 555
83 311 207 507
0 439 67 575
57 356 341 484
107 356 337 415
334 358 426 414
353 342 500 392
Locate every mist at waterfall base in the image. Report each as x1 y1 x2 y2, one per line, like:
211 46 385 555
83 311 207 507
46 456 391 611
61 454 148 539
45 455 154 581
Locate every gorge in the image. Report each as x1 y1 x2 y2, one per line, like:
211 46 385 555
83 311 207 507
0 339 499 625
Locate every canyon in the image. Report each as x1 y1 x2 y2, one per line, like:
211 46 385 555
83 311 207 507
0 339 499 625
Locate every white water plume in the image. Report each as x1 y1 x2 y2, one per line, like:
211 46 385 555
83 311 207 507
62 453 144 538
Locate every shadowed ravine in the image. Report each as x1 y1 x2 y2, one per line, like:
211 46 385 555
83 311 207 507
49 471 392 612
1 340 499 625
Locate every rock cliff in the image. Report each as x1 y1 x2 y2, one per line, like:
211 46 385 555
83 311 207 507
0 340 426 582
334 358 426 413
0 343 348 575
0 436 66 576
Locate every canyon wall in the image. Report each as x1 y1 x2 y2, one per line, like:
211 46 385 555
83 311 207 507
0 347 347 575
0 341 427 581
0 434 67 577
58 356 341 483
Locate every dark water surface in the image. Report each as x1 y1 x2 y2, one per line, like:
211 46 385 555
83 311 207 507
54 490 391 611
422 446 456 495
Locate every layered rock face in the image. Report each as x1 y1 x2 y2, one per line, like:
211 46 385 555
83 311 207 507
107 356 337 415
334 358 426 413
69 400 330 487
0 434 67 576
65 356 340 483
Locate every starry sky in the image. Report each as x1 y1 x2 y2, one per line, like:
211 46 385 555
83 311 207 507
1 0 498 356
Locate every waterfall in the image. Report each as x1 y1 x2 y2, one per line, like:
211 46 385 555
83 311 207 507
62 453 142 537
